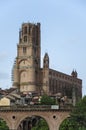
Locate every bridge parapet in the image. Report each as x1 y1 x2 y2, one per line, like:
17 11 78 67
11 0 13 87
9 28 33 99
0 105 72 112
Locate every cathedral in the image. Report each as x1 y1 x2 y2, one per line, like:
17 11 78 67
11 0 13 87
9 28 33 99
12 22 82 103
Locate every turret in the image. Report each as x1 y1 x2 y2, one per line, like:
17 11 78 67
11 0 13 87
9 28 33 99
43 53 49 68
71 70 77 78
71 69 78 106
42 53 49 94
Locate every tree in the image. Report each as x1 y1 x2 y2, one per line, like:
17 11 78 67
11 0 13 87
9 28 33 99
40 94 56 105
0 118 9 130
59 117 78 130
70 96 86 129
60 96 86 130
32 118 49 130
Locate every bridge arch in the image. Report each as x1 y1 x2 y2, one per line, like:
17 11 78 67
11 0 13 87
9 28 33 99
15 112 51 130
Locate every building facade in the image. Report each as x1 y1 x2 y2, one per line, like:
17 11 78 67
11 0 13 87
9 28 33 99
12 22 82 103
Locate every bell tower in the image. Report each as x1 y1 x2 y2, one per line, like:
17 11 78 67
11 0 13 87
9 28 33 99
12 22 41 93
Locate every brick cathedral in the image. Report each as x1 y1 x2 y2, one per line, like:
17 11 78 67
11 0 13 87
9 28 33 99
12 22 82 104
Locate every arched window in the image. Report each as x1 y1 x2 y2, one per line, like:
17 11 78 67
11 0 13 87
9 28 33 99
24 36 27 42
24 26 27 34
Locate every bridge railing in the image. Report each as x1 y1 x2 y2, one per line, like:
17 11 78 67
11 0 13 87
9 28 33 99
0 105 55 111
0 105 72 111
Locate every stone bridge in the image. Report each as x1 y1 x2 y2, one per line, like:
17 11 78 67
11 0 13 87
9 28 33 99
0 106 71 130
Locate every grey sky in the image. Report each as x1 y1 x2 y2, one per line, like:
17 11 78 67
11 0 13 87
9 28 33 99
0 0 86 96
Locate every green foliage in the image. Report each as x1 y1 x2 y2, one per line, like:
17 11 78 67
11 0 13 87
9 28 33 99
60 96 86 130
32 118 49 130
0 118 9 130
41 94 56 105
71 96 86 128
59 118 78 130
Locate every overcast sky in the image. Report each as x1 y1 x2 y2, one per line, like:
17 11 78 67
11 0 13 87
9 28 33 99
0 0 86 96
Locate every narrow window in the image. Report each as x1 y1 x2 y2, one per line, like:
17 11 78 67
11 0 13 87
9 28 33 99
24 36 27 42
29 26 31 34
23 47 26 54
24 26 27 34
